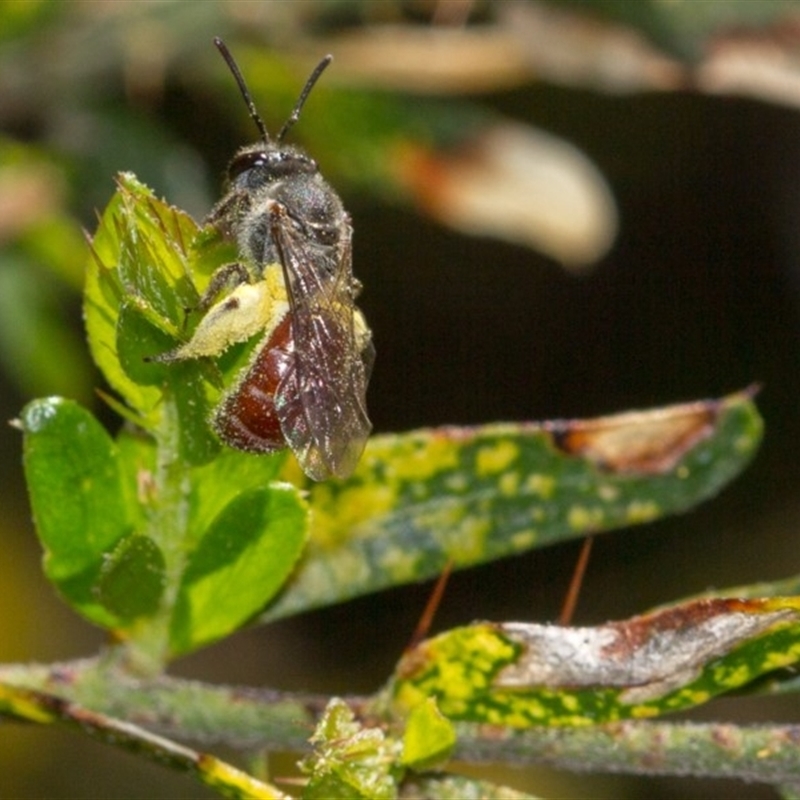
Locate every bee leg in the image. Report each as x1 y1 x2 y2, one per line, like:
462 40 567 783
153 276 283 363
195 261 253 312
166 261 253 346
205 189 244 229
148 262 253 364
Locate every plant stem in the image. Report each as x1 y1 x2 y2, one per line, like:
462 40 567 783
4 658 800 786
123 387 191 674
0 679 292 799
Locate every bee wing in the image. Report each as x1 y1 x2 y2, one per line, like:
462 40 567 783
270 205 372 480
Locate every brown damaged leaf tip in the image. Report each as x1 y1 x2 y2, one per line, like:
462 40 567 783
496 597 798 703
547 398 723 475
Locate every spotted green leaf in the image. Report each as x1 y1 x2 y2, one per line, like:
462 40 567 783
383 596 800 727
658 574 800 700
263 389 762 621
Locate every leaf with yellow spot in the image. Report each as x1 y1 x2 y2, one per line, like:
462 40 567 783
263 389 762 621
383 596 800 727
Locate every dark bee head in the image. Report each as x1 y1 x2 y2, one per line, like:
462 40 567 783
209 39 346 267
227 143 318 191
211 39 340 216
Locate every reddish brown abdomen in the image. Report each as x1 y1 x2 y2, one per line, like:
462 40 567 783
211 314 293 452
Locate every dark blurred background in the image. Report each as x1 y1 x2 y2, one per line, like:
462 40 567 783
2 2 800 798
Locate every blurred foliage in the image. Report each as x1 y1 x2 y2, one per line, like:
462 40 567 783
560 0 798 59
3 0 796 402
0 139 91 400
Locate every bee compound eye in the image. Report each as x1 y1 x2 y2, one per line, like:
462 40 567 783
228 150 267 181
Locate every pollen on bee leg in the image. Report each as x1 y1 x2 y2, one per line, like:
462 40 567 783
152 265 289 362
195 261 252 311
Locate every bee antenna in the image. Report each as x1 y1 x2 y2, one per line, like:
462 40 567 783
213 37 271 143
277 54 332 143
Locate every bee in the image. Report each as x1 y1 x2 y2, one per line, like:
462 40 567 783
158 39 373 481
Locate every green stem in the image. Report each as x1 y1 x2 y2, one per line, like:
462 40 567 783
122 387 191 674
0 679 291 799
4 658 800 786
453 720 800 784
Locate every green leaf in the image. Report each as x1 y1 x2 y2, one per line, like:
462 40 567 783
116 302 219 465
97 534 165 622
170 485 308 655
114 428 157 533
84 172 201 421
85 173 251 470
84 184 165 420
401 698 456 771
385 597 800 727
111 173 196 323
263 389 762 621
301 698 402 800
20 397 129 627
660 574 800 699
116 302 176 386
188 448 287 542
171 363 220 467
